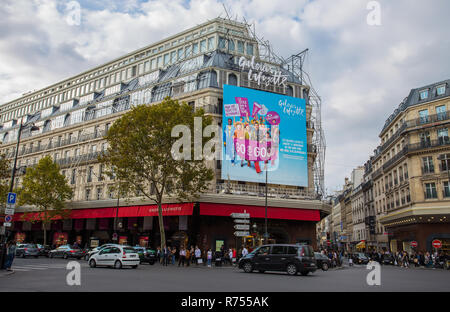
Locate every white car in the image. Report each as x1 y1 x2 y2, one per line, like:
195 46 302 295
89 245 140 269
85 243 120 260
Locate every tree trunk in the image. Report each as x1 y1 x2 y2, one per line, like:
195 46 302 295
42 222 47 246
157 200 166 249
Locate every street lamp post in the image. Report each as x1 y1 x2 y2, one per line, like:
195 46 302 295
264 168 268 243
1 118 39 269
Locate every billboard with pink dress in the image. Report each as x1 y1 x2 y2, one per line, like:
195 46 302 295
222 85 308 187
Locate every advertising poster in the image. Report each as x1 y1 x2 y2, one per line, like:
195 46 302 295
222 85 308 186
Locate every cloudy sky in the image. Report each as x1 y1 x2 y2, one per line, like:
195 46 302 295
1 0 449 194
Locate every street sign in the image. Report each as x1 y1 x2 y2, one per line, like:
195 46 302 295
7 192 17 205
432 239 442 249
230 213 250 219
410 241 418 248
112 233 118 241
233 219 250 224
234 231 250 237
5 208 15 215
4 215 12 223
3 222 11 227
234 224 250 230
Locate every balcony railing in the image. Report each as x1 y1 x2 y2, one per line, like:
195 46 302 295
405 111 450 128
215 183 317 200
10 130 107 159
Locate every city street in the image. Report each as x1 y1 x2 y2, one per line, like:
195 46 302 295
1 258 449 292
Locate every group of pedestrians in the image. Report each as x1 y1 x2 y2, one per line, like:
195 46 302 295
320 249 343 268
156 244 243 268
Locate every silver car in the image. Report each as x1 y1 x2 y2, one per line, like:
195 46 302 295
15 244 40 258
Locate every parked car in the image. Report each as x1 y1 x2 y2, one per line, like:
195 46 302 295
238 244 316 276
382 254 395 265
133 247 157 265
89 245 140 269
36 244 51 257
85 244 120 260
314 252 331 271
48 245 86 259
15 244 40 258
351 252 369 264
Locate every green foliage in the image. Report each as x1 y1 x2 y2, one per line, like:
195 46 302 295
99 97 215 247
0 153 11 210
18 155 73 224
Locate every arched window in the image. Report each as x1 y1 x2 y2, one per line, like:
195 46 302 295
228 73 238 86
210 70 218 88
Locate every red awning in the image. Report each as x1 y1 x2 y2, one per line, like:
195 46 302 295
118 203 194 217
200 203 320 221
12 203 194 221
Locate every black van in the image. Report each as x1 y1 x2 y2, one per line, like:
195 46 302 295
238 244 317 276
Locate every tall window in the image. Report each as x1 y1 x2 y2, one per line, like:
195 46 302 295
422 156 434 173
419 109 429 124
237 41 244 53
424 183 437 199
420 131 431 146
228 40 235 51
438 128 449 144
440 154 450 171
71 169 76 185
200 40 206 53
207 37 215 50
246 43 254 55
444 181 450 198
192 43 199 55
218 37 226 49
436 105 446 120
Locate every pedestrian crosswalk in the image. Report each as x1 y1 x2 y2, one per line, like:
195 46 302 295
11 264 68 272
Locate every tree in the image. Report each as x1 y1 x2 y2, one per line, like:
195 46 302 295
0 153 11 211
100 97 215 248
18 156 74 245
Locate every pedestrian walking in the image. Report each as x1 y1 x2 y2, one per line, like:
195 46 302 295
171 246 177 265
242 246 248 258
228 249 233 266
162 245 169 266
185 247 190 267
207 249 212 267
178 246 186 267
194 245 202 265
4 240 17 271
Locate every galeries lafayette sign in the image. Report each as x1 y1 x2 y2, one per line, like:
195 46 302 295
239 56 288 88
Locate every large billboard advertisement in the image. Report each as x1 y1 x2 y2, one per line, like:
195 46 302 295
222 85 308 187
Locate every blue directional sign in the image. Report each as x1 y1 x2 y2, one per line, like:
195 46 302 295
7 192 17 205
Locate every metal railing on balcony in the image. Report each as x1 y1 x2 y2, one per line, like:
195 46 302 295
11 130 107 159
405 111 450 128
215 183 317 200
